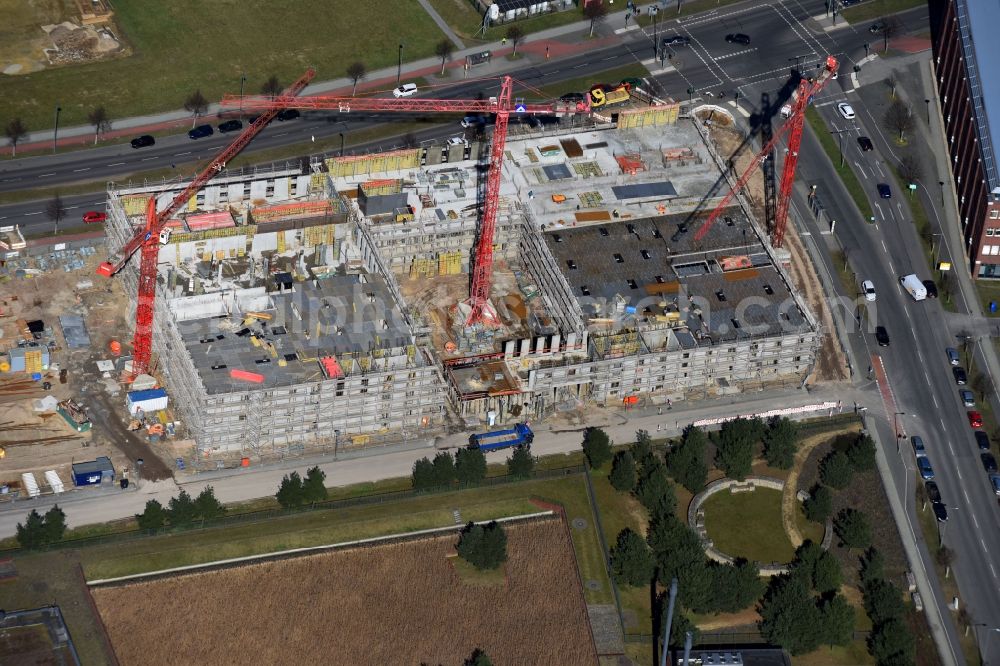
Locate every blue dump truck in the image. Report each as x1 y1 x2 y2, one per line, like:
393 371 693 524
468 423 534 451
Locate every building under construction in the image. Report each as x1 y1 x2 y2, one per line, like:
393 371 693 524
103 103 818 455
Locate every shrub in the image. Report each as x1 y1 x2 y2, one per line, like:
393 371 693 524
804 485 833 523
834 508 872 549
820 450 853 489
582 427 613 469
456 521 507 570
609 450 637 492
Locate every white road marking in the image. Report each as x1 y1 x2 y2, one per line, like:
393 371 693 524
971 513 980 530
141 156 158 161
65 205 79 210
573 63 588 69
932 394 939 409
854 160 868 179
274 132 288 137
72 168 90 172
881 240 888 253
39 173 55 177
174 152 191 156
713 48 757 62
990 561 998 579
24 211 41 216
107 162 125 166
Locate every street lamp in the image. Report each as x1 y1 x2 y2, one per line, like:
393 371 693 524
831 128 849 168
339 132 345 157
136 458 144 488
893 411 905 444
53 105 62 154
397 43 404 86
649 6 660 59
925 98 931 124
240 72 247 118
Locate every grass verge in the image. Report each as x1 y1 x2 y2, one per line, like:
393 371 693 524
805 107 875 221
841 0 926 24
975 281 1000 318
527 63 651 100
829 249 859 297
701 487 794 564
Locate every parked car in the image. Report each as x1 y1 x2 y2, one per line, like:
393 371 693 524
974 430 991 451
130 134 155 149
875 325 890 346
877 183 892 198
82 211 107 224
276 109 300 121
932 501 949 522
558 92 585 103
218 119 243 133
982 452 999 474
946 347 961 366
725 33 751 45
953 367 968 385
393 83 418 98
663 35 691 46
858 136 874 151
968 411 984 428
461 115 485 128
188 124 213 140
447 136 468 147
917 455 935 480
923 280 938 298
862 280 877 302
911 436 926 456
960 389 976 407
837 102 856 120
989 473 1000 496
870 22 886 34
925 480 941 503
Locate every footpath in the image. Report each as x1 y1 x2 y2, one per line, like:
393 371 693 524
0 6 648 157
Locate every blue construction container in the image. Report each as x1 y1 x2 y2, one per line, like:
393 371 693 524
71 457 116 487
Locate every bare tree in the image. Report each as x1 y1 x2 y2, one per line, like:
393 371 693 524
505 26 525 57
936 546 953 578
897 152 923 184
957 607 973 637
583 3 608 38
883 99 914 143
878 16 902 53
401 132 419 148
87 106 111 145
260 75 282 98
435 39 455 75
884 75 897 100
972 370 995 401
346 62 367 96
4 118 28 157
46 194 66 234
184 90 209 128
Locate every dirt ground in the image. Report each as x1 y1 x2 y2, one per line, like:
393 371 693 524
706 119 849 383
91 518 597 665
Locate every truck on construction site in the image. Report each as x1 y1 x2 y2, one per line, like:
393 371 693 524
468 423 534 451
899 273 927 301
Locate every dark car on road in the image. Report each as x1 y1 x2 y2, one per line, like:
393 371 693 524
975 430 991 452
925 480 941 503
875 326 890 346
188 124 213 140
923 280 938 298
983 452 999 474
953 367 967 385
911 436 926 456
858 136 874 152
277 109 300 121
663 35 691 47
917 455 935 480
877 183 892 198
130 134 155 149
218 119 243 133
932 501 949 522
725 33 751 45
870 22 885 34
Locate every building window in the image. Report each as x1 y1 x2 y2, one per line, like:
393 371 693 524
992 210 1000 219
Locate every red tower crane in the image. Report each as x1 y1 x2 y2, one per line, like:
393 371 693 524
222 76 577 326
694 55 839 247
97 68 316 377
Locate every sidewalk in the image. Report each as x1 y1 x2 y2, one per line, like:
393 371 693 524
0 6 647 157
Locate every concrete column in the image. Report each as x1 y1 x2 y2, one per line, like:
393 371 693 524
519 338 531 356
566 332 577 351
550 333 561 354
535 336 545 354
504 339 516 357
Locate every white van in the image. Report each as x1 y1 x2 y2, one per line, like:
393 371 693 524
393 83 418 98
899 274 927 301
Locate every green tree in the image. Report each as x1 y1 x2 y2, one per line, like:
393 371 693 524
634 458 676 519
647 515 712 609
183 89 209 128
813 550 843 595
868 617 915 664
847 434 877 472
710 559 764 613
432 451 456 487
302 466 328 503
668 425 708 493
789 540 823 587
759 574 825 655
15 510 47 549
194 486 225 522
715 417 763 480
804 484 833 523
411 457 436 490
583 1 608 37
609 528 654 587
834 508 872 549
260 75 282 97
582 427 613 469
820 450 853 489
661 604 701 650
42 505 67 544
435 39 455 75
3 118 28 157
136 499 167 531
455 447 487 485
88 106 111 145
345 61 367 96
464 649 493 666
763 417 799 469
609 450 637 492
276 471 305 508
860 547 886 587
456 521 507 570
506 444 535 478
505 25 525 57
631 429 655 468
167 489 197 526
818 594 855 646
863 578 905 626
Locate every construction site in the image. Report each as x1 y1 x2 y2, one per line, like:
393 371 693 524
0 69 837 483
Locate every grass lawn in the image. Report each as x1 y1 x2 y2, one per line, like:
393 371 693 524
528 63 651 100
841 0 926 24
805 107 875 222
451 556 507 586
975 280 1000 318
3 0 446 129
702 487 795 565
796 641 874 666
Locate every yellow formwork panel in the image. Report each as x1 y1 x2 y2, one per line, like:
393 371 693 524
121 195 149 217
617 103 681 129
188 195 198 212
24 350 43 373
277 231 286 252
